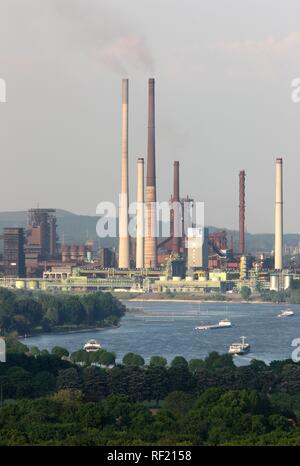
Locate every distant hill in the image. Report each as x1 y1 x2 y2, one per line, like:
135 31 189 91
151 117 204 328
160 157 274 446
0 209 116 250
0 210 299 254
209 227 300 254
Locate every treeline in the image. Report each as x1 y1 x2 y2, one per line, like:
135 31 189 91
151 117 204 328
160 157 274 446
1 346 300 444
3 343 300 402
0 288 125 335
0 389 299 446
260 279 300 304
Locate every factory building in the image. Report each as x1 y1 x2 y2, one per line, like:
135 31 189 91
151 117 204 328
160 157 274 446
239 254 253 280
25 208 58 276
155 275 233 293
270 272 292 292
187 227 208 270
99 248 116 268
43 266 72 280
209 231 227 251
3 228 26 278
61 244 91 263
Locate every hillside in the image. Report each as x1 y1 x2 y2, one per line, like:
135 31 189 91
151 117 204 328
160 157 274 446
0 210 299 253
0 209 115 250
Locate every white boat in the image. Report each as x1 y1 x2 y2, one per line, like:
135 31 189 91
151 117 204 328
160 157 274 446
195 319 232 331
83 339 102 352
228 336 250 356
278 309 294 318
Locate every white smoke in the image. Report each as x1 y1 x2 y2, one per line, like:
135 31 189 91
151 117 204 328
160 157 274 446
51 0 154 74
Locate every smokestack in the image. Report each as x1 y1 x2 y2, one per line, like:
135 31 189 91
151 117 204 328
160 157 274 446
118 79 130 269
136 158 144 269
172 161 180 254
173 161 179 202
239 170 245 255
145 78 157 268
230 235 234 253
275 158 283 271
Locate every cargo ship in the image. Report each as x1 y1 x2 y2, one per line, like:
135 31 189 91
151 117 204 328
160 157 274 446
83 339 102 352
228 336 250 356
195 319 232 331
278 309 294 318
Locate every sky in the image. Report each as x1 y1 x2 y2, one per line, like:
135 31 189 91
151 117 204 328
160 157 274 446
0 0 300 233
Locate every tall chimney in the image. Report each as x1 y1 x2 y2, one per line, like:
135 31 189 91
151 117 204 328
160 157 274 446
144 78 157 268
275 158 283 270
118 79 130 269
239 170 245 255
136 158 144 269
172 161 180 254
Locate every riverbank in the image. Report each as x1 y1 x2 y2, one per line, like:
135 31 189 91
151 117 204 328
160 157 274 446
119 292 277 305
19 323 120 340
125 298 275 305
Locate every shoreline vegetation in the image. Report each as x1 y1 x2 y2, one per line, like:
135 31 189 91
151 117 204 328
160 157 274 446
126 297 276 305
0 288 125 338
1 340 300 445
1 286 298 342
18 323 120 340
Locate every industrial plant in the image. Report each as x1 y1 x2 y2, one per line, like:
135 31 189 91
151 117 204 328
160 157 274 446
0 79 297 295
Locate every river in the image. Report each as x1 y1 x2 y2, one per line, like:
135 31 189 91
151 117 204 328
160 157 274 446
24 301 300 365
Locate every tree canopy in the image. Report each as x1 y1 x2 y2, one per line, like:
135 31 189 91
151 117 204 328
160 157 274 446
0 289 125 336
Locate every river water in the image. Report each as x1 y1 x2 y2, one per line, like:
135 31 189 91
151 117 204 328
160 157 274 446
24 301 300 365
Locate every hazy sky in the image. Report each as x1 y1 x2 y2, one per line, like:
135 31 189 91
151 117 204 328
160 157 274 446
0 0 300 233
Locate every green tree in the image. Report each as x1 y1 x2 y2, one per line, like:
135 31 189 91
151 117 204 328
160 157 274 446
107 366 128 396
189 359 205 373
240 286 251 300
29 346 41 357
150 356 167 367
0 290 125 336
16 298 43 327
33 371 56 396
6 340 29 354
277 365 300 395
98 350 115 366
41 317 52 332
62 296 86 325
162 391 195 418
11 314 30 335
54 388 83 402
168 364 194 393
51 346 69 359
70 349 89 365
145 366 169 405
204 352 234 371
5 367 33 398
82 366 108 401
122 352 145 367
57 368 82 391
170 356 189 369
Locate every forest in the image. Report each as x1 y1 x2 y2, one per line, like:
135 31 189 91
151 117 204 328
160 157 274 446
1 339 300 445
0 288 125 335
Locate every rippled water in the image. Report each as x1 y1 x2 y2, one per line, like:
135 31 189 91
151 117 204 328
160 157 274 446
24 301 300 365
